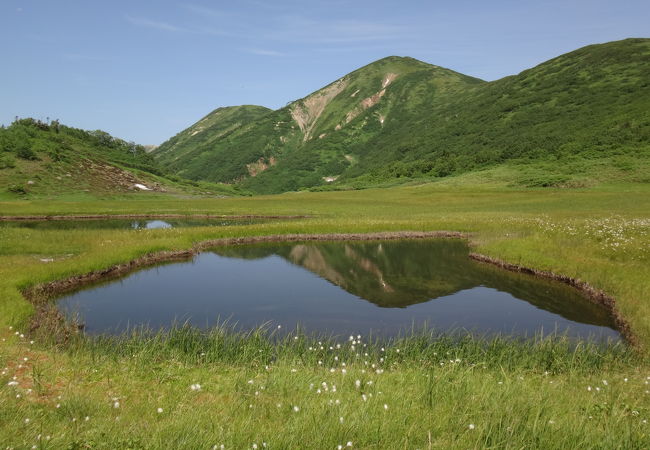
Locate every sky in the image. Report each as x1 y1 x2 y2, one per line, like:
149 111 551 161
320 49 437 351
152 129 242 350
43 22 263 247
1 0 648 145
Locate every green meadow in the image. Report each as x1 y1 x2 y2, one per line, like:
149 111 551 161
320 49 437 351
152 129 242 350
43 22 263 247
1 182 650 448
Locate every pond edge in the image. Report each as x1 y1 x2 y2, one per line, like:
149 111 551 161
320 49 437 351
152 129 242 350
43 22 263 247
0 214 310 221
21 231 635 347
469 253 636 347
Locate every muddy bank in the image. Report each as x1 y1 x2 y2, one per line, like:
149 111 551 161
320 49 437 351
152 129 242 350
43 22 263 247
469 253 636 347
0 214 309 221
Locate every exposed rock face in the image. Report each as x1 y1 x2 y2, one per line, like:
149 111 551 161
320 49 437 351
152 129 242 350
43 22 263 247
382 72 398 88
291 79 348 141
246 156 277 177
341 73 398 126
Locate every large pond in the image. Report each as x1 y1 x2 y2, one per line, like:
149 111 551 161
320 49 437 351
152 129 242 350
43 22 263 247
57 239 621 342
1 217 292 230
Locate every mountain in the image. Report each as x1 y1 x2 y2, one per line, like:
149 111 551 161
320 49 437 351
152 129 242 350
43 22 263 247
347 38 650 188
0 118 243 198
155 38 650 193
154 56 483 192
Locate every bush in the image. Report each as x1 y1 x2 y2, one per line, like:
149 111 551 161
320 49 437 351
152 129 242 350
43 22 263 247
7 184 27 194
0 154 16 169
16 145 38 160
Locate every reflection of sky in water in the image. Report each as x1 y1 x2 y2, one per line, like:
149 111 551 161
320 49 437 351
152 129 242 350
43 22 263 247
57 240 621 342
132 220 172 229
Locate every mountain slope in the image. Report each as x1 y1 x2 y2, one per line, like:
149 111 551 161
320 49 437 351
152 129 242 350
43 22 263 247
346 38 650 187
154 57 483 192
0 119 243 198
156 38 650 193
155 105 272 176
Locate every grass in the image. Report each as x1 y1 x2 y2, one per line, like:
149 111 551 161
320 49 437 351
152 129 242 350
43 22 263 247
1 181 649 447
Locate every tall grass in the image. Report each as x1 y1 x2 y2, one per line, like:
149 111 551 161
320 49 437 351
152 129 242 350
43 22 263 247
1 325 647 449
73 324 635 374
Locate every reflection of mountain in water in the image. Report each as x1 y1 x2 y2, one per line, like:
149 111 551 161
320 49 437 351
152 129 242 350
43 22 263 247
211 240 615 328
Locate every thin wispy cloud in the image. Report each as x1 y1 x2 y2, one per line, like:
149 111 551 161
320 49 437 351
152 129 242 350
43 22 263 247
62 53 109 62
266 15 412 44
183 4 228 18
181 5 414 45
245 48 286 57
125 15 185 32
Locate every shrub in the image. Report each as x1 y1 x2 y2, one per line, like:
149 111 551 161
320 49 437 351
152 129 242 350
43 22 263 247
0 154 16 169
7 184 27 194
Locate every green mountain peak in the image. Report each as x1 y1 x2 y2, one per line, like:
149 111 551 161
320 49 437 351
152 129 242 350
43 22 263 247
154 38 650 193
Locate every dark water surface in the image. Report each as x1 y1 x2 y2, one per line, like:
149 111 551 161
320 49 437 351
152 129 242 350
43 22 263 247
1 218 285 230
57 239 621 341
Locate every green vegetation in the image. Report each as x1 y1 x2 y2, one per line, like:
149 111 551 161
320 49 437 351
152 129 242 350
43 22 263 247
1 37 649 448
1 182 649 447
155 38 650 193
155 105 272 178
0 118 246 199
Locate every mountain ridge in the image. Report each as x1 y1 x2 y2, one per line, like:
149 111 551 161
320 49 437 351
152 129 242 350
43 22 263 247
156 38 650 193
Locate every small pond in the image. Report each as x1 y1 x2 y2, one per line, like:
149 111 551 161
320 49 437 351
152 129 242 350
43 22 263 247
56 239 621 341
1 217 291 230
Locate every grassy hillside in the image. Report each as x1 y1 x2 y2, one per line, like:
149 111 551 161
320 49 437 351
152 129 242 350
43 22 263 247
154 56 482 193
346 38 650 188
156 38 650 193
155 105 272 176
0 118 246 199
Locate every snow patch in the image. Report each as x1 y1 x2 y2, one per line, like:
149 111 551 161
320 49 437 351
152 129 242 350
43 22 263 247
134 183 151 191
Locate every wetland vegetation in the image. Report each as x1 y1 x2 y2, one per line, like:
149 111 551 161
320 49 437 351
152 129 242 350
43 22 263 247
1 183 649 448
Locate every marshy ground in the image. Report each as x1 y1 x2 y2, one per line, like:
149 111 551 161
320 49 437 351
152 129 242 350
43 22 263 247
1 183 649 448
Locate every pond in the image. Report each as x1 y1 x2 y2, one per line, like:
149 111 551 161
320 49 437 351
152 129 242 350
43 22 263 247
0 217 292 230
56 239 621 341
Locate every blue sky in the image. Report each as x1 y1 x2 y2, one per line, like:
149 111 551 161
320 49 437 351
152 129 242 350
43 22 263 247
1 0 648 144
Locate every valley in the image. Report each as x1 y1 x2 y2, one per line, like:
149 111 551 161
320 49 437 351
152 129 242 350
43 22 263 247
1 37 649 448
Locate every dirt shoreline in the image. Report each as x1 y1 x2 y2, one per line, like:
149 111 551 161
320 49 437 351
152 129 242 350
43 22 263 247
469 253 636 347
0 214 310 221
21 231 635 346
